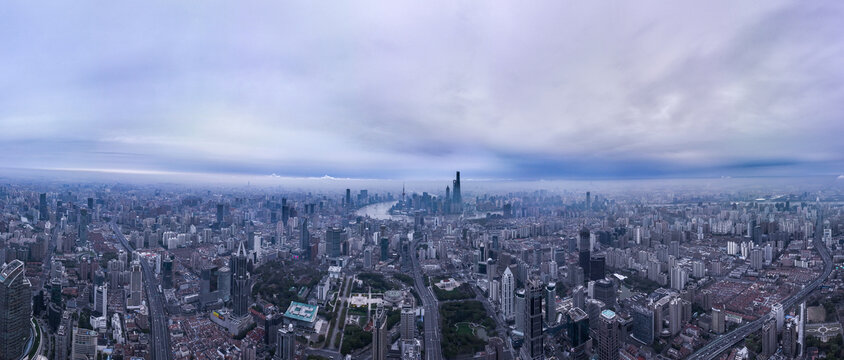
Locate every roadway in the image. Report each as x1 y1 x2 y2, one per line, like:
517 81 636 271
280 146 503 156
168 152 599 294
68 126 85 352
687 217 833 360
410 239 443 360
111 222 172 360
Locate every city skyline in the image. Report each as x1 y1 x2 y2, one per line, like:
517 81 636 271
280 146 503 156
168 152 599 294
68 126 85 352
2 1 843 180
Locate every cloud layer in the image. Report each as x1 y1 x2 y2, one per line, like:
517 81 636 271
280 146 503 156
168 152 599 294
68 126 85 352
1 1 843 179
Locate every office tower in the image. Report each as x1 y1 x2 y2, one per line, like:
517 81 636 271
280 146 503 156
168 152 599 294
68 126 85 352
501 267 515 320
631 304 654 344
380 237 389 261
711 307 725 334
200 266 221 307
783 317 798 358
523 280 543 360
578 227 591 281
56 323 69 360
762 318 777 357
300 218 311 260
586 191 591 210
345 188 351 206
276 324 296 360
372 306 388 360
594 279 616 307
545 282 556 324
0 260 33 360
772 303 784 332
71 327 98 360
566 307 590 360
326 227 346 258
232 241 249 317
128 260 142 307
40 193 49 220
515 288 526 334
162 255 173 289
79 208 88 245
216 203 225 225
572 285 586 310
597 310 619 360
587 299 606 336
364 247 373 269
400 303 415 340
589 253 606 281
669 297 682 335
217 266 231 302
568 265 584 287
452 171 462 213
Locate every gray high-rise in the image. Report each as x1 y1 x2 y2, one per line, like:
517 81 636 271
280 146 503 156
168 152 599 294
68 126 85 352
522 280 544 360
232 241 250 317
1 260 32 360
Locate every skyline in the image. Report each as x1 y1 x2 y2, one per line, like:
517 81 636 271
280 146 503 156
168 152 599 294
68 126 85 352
2 1 843 180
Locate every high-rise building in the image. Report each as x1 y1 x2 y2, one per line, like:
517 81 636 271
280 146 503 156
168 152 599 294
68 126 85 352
597 309 619 360
363 247 373 269
400 303 416 340
750 247 764 270
216 203 225 225
326 227 346 258
572 285 586 310
380 237 390 261
162 255 174 289
772 303 784 332
501 267 515 320
566 307 590 359
670 266 687 291
71 327 98 360
711 307 725 334
276 324 296 360
545 282 556 324
783 317 798 358
669 297 682 335
300 218 311 260
578 227 591 281
631 304 654 345
40 193 49 221
589 253 606 281
0 260 32 360
593 278 616 307
372 306 388 360
128 260 142 307
522 280 544 360
586 191 591 210
762 318 777 357
515 288 526 334
452 171 462 213
232 241 250 317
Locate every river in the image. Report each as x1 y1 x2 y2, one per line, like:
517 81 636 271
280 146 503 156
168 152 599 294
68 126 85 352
355 201 410 221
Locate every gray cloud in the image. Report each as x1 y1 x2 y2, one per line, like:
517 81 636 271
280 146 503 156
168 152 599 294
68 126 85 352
0 0 842 179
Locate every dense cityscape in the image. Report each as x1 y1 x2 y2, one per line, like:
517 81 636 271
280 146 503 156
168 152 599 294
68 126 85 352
1 173 843 360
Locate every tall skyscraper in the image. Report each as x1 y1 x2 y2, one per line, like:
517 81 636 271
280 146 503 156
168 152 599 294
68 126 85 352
586 191 591 210
566 307 590 359
501 267 515 320
589 253 606 281
772 303 784 332
515 288 526 334
326 227 346 258
276 324 296 360
522 280 544 360
452 171 462 213
597 309 619 360
762 318 777 357
783 317 798 358
400 303 415 340
372 306 388 360
232 241 250 317
40 193 49 221
545 282 556 324
162 255 174 289
711 307 725 334
669 297 682 335
578 227 591 281
300 218 311 260
0 260 32 360
128 260 142 307
631 304 654 345
216 203 225 225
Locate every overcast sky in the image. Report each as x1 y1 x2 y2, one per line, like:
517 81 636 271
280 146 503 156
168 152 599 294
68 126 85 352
1 1 842 180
